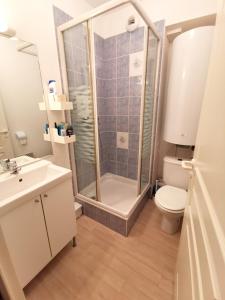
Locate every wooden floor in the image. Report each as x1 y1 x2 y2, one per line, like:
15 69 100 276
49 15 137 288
24 200 180 300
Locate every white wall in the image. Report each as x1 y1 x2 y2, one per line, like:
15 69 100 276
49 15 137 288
0 0 217 168
0 0 93 167
140 0 217 25
87 0 217 25
93 3 145 38
0 95 7 132
0 38 51 158
89 0 217 25
0 0 93 92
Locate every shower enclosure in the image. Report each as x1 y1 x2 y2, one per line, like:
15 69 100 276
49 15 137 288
58 0 161 235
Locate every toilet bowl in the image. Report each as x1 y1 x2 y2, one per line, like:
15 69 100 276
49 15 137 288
155 185 187 234
154 156 189 234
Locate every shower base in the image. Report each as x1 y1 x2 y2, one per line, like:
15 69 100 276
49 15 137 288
77 173 150 236
82 173 137 215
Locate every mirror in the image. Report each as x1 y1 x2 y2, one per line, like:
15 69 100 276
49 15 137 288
0 37 52 172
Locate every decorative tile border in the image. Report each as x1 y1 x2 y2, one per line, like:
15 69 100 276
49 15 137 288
77 194 149 236
126 193 148 234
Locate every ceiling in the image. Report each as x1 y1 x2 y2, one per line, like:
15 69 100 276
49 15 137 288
85 0 108 7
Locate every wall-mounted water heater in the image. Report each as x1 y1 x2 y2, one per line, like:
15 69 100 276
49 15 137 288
163 26 214 146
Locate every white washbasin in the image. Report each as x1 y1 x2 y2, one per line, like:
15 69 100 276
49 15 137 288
0 160 72 213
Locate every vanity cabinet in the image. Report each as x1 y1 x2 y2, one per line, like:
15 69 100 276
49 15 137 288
0 179 76 288
0 196 51 287
41 180 75 257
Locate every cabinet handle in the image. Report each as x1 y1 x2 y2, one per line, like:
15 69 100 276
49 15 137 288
34 199 40 203
43 194 48 198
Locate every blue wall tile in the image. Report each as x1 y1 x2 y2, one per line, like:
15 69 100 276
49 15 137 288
104 79 117 97
117 163 128 177
53 6 72 26
94 27 147 180
67 70 75 87
117 149 128 162
130 76 142 97
104 59 117 79
117 116 128 132
100 132 116 147
117 78 129 97
98 98 116 116
117 32 130 57
129 134 139 151
117 97 129 115
107 161 117 173
129 116 140 133
74 72 87 88
130 27 144 53
72 48 84 73
94 33 104 58
128 150 138 165
128 163 138 180
129 97 141 115
98 116 116 131
117 56 129 78
106 147 117 161
96 79 104 97
104 36 116 59
95 56 104 78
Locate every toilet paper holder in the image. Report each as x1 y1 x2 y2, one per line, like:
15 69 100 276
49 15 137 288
15 131 27 145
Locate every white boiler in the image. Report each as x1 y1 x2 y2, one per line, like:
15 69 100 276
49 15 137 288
163 26 214 145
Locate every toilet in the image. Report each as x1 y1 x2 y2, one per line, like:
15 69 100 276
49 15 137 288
155 156 189 234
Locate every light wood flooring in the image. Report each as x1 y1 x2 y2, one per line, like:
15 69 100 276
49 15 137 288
24 200 180 300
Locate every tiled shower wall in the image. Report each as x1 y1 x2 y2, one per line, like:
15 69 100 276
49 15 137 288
95 27 145 180
54 6 165 191
54 7 97 192
64 25 98 192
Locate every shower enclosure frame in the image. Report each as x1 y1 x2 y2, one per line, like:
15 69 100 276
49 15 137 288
57 0 161 219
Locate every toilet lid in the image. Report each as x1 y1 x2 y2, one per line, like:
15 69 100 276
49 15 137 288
155 185 187 211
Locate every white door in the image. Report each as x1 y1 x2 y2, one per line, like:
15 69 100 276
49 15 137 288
175 1 225 299
1 197 51 288
41 179 77 257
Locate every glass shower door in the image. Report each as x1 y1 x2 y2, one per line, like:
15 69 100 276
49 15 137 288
140 29 159 192
62 22 98 200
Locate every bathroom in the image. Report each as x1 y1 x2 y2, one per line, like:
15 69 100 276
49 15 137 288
0 0 224 299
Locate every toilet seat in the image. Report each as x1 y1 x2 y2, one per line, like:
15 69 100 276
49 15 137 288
155 200 185 214
155 185 187 212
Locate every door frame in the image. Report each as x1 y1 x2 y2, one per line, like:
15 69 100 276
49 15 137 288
138 29 162 195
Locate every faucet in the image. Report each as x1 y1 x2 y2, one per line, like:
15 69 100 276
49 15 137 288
0 159 10 172
0 159 21 174
9 160 21 174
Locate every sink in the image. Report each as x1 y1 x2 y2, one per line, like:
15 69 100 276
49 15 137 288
12 155 38 166
0 160 72 213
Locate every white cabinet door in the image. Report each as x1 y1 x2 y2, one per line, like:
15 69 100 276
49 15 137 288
1 197 51 287
41 179 77 257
